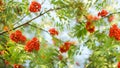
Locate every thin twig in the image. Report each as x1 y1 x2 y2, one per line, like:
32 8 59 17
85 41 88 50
0 7 62 35
41 0 46 5
107 12 120 17
28 23 48 33
13 15 27 25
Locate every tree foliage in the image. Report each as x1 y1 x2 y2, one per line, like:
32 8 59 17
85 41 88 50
0 0 120 68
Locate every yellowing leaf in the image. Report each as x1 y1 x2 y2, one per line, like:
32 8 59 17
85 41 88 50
3 26 9 31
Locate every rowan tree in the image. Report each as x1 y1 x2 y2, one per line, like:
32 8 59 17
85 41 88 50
0 0 120 68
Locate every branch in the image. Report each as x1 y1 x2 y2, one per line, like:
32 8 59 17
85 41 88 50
100 12 120 21
80 12 120 23
108 12 120 16
28 23 48 33
0 7 62 35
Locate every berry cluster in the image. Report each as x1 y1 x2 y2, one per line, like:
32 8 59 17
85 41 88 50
58 54 63 60
49 28 59 36
118 62 120 68
10 30 26 43
85 21 95 33
98 9 108 17
87 14 100 21
109 24 120 40
25 37 40 52
108 15 114 22
59 42 72 53
85 9 109 33
14 64 23 68
29 1 41 12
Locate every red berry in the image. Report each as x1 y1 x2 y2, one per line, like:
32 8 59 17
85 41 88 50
98 12 101 17
85 21 95 33
118 62 120 68
14 64 23 68
20 35 26 43
109 24 120 41
108 15 114 22
25 37 40 52
59 42 72 53
29 1 41 12
48 28 59 36
98 9 108 17
58 54 63 60
93 16 100 21
76 62 80 66
5 60 9 65
10 30 26 43
87 14 100 21
87 14 94 21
